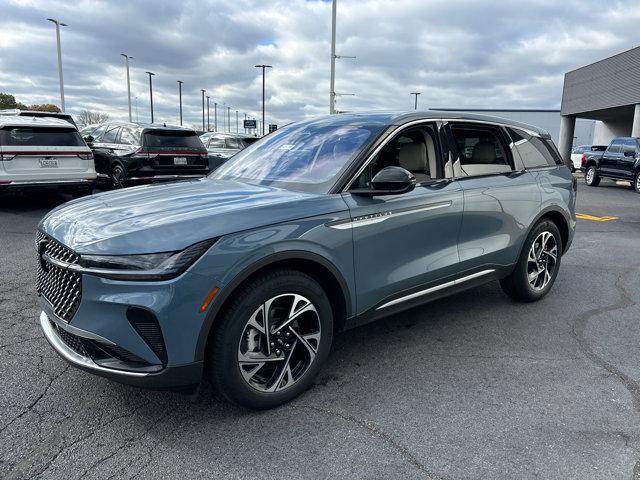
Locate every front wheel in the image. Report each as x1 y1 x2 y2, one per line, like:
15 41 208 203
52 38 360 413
585 165 600 186
209 269 333 409
634 171 640 194
500 220 562 302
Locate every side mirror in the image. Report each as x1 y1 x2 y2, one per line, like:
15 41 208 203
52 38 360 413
352 166 416 196
84 135 94 144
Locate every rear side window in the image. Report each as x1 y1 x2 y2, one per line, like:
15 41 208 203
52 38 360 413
119 127 140 145
507 127 561 168
623 139 637 155
225 137 242 149
0 127 85 146
208 137 225 148
101 126 120 144
144 130 204 148
449 124 513 176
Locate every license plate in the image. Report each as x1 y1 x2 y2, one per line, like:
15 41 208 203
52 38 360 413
174 157 188 165
39 159 59 168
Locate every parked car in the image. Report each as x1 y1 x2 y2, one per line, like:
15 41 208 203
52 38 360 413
0 116 95 195
200 132 259 170
83 122 209 189
36 112 575 409
582 137 640 193
570 145 606 172
0 109 77 127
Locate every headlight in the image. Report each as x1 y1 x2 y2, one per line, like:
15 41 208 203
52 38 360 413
79 239 217 281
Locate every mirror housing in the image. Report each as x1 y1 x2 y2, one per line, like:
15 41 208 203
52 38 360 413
84 135 94 144
351 166 416 196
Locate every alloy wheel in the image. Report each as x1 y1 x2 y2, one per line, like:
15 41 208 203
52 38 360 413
237 293 321 393
111 165 125 189
527 231 558 291
635 173 640 193
586 167 595 184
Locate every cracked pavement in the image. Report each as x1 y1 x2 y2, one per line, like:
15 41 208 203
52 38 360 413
1 179 640 479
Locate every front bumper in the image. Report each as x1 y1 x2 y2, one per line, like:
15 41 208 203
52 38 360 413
40 310 203 389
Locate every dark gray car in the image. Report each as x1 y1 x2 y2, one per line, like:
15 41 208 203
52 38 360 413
36 112 576 409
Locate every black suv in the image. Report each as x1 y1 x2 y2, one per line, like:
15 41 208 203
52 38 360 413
84 122 209 189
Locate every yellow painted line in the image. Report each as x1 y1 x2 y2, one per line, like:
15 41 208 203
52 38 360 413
576 213 619 222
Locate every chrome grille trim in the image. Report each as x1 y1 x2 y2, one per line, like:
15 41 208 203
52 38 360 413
35 231 82 322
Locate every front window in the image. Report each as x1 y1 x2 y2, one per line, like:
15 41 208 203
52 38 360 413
212 121 384 193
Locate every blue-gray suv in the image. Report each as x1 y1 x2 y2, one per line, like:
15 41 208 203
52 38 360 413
36 112 576 409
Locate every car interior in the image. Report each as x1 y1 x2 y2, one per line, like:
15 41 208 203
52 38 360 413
450 125 513 176
351 126 439 189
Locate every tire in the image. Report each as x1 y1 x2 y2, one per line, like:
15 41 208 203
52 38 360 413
500 219 562 302
209 269 333 409
634 171 640 194
110 163 127 189
585 165 600 186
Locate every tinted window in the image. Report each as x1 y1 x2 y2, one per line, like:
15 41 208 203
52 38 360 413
508 127 560 168
623 139 637 155
213 122 382 193
144 130 204 148
119 127 139 145
0 127 85 146
101 126 120 144
608 139 623 153
449 125 513 176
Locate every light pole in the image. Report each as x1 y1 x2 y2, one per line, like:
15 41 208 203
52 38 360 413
206 96 210 132
235 110 238 133
227 106 231 133
200 89 206 132
214 102 217 132
177 80 183 125
410 92 421 110
254 64 272 136
47 18 67 112
121 54 133 121
145 71 155 123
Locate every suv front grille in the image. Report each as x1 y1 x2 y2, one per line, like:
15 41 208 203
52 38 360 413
36 231 82 322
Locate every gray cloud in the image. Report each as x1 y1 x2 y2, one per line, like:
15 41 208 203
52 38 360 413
1 0 639 128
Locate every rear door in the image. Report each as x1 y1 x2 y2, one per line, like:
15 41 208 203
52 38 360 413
0 125 93 182
600 139 623 176
444 121 541 271
343 121 464 315
620 139 638 179
142 129 209 175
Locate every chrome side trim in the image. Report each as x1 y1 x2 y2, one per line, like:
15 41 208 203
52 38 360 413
440 118 541 138
39 311 149 377
127 174 205 181
376 269 495 310
8 178 93 185
328 201 452 230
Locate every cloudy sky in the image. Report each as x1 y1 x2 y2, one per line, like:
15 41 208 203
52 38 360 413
1 0 640 129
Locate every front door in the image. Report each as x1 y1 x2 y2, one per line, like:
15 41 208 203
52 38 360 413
342 122 464 315
600 139 623 177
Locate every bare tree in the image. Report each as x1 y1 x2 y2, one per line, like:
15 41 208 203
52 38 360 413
76 110 110 127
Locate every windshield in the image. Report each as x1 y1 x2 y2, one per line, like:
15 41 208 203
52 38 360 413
211 121 384 193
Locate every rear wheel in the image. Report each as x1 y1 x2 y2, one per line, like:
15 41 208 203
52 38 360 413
500 219 562 302
634 171 640 193
111 164 127 189
209 269 333 409
585 165 600 186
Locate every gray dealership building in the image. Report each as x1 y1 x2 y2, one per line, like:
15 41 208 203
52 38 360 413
558 45 640 162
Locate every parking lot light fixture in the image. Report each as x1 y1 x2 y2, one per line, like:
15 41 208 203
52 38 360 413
200 89 206 132
214 102 217 132
177 80 183 125
410 92 421 110
47 18 67 112
121 54 133 122
206 96 210 131
227 106 231 133
254 64 272 136
145 71 155 123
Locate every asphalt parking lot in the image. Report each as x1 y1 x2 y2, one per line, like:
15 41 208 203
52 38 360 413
1 177 639 480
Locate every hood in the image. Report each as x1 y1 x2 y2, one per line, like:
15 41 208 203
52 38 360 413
39 178 348 254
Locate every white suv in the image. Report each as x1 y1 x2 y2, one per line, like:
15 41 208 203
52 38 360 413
0 116 96 195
